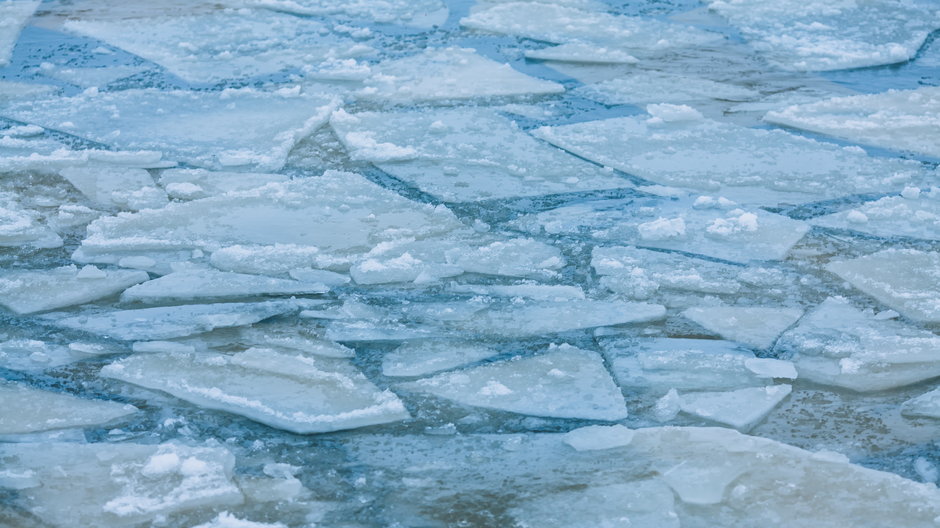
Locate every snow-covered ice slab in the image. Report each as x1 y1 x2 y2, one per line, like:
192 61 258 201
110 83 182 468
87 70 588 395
573 72 757 105
765 87 940 158
158 168 288 200
0 195 63 248
707 0 940 71
2 88 339 171
902 388 940 419
246 0 447 27
524 42 638 64
403 344 628 420
0 380 136 435
59 165 168 210
41 300 304 341
356 48 564 103
533 105 924 205
678 385 792 431
511 197 809 263
602 338 796 392
102 348 409 433
811 188 940 240
0 442 242 527
776 297 940 392
0 0 38 67
382 340 499 377
0 265 148 314
329 108 631 201
121 269 327 304
64 10 369 84
826 249 940 323
682 305 803 349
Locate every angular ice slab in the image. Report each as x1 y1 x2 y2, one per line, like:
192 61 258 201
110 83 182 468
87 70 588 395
2 88 339 171
463 299 665 337
603 338 796 392
64 10 368 84
0 197 63 249
101 348 409 433
382 340 499 377
678 385 792 431
0 380 136 435
0 265 148 314
356 48 564 103
811 189 940 240
158 168 288 200
902 389 940 419
826 249 940 323
403 344 628 420
0 0 38 66
524 42 638 64
765 86 940 158
573 72 757 105
59 165 168 210
532 107 923 205
776 297 940 392
0 442 242 527
708 0 940 71
511 197 809 263
41 300 304 341
246 0 447 27
329 108 631 202
121 269 327 304
508 481 678 528
681 305 803 349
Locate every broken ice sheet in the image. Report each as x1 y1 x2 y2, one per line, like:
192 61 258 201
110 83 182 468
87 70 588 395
245 0 448 28
102 348 409 433
0 442 242 527
59 165 168 210
533 105 925 205
572 71 757 105
157 168 288 200
765 86 940 159
0 80 57 103
329 107 631 202
0 0 38 66
811 187 940 240
381 340 500 377
402 344 628 420
0 265 148 314
0 193 63 248
681 305 803 349
120 269 328 304
64 10 370 84
42 64 148 88
776 297 940 392
2 88 340 171
0 380 137 435
677 384 792 431
524 42 638 64
707 0 940 71
826 249 940 323
902 388 940 419
0 338 89 372
459 298 665 337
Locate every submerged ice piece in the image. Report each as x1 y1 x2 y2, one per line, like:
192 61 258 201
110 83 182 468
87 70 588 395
0 442 242 527
811 188 940 240
776 297 940 392
681 305 803 349
245 0 448 27
102 348 409 433
533 105 923 205
403 344 628 420
64 10 369 84
0 0 38 66
2 88 339 171
765 86 940 158
0 265 148 314
121 269 327 303
708 0 940 71
329 107 631 202
573 72 757 105
677 385 792 431
826 249 940 323
0 380 137 435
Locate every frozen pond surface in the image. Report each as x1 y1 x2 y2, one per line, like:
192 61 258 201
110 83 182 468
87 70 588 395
1 0 940 526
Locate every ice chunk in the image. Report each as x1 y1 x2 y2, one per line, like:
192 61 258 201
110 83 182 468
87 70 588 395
562 424 635 451
902 388 940 419
826 249 940 323
101 348 409 433
59 165 168 210
0 80 56 102
41 300 304 341
708 0 940 71
2 88 339 171
0 339 87 372
121 269 327 303
678 385 792 431
463 299 665 337
0 265 148 314
192 512 286 528
533 111 923 205
812 190 940 240
158 168 288 200
525 42 638 64
44 65 147 88
449 283 584 301
356 48 563 103
574 71 757 105
64 11 369 84
330 108 630 201
0 195 63 249
681 305 803 349
0 442 242 527
0 380 136 434
288 268 351 287
0 0 38 66
765 86 940 158
246 0 447 27
382 340 499 377
403 344 627 420
776 297 940 391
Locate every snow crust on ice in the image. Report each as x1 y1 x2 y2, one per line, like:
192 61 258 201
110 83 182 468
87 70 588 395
121 269 327 303
0 380 137 435
902 388 940 419
0 0 38 67
244 0 447 28
0 195 64 249
0 265 148 314
681 305 803 349
101 348 409 433
158 168 288 200
382 340 499 377
677 384 792 431
811 188 940 240
573 71 757 105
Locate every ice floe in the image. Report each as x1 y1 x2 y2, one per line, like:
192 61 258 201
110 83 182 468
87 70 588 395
573 71 757 105
382 340 499 377
677 384 792 431
0 380 136 435
245 0 448 27
0 0 38 67
120 269 327 304
811 187 940 240
902 388 940 419
681 305 803 349
59 165 168 210
0 265 148 314
524 42 638 64
158 168 288 200
0 195 64 248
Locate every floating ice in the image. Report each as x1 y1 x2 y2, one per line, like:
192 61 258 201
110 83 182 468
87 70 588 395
462 299 665 337
509 481 678 528
0 196 63 248
382 340 499 377
102 348 409 433
246 0 447 27
0 80 56 102
811 189 940 240
533 109 923 205
902 388 940 419
765 86 940 158
403 344 628 420
678 385 792 431
192 512 286 528
0 339 87 372
0 380 136 435
158 168 288 200
121 269 327 304
0 0 38 66
524 42 638 64
826 249 940 323
43 65 148 88
708 0 940 71
0 265 147 314
449 283 585 301
573 72 757 105
776 297 940 392
330 107 630 201
59 165 168 210
562 424 635 451
2 88 340 171
681 305 803 349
